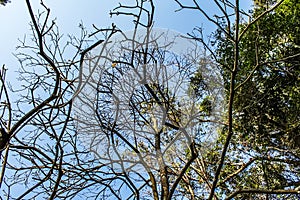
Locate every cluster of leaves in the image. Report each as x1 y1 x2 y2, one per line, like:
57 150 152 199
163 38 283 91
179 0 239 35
214 0 300 198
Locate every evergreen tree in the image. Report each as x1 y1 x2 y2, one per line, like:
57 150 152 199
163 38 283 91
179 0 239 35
215 0 300 198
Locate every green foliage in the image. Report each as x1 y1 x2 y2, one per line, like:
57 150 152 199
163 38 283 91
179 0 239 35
188 68 208 98
188 65 213 116
236 0 300 148
214 0 300 198
199 96 212 115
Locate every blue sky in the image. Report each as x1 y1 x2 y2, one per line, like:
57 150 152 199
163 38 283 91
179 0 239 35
0 0 253 81
0 0 254 198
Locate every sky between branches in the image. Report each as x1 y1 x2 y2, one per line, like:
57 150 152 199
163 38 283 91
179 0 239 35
0 0 252 83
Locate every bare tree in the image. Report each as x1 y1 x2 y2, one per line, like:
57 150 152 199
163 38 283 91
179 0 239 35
2 0 299 199
0 0 117 199
1 0 224 199
73 1 223 199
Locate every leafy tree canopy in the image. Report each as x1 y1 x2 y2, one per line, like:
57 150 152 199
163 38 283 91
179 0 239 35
213 0 300 198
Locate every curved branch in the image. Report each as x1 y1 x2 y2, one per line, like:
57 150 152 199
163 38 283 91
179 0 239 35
10 0 61 136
